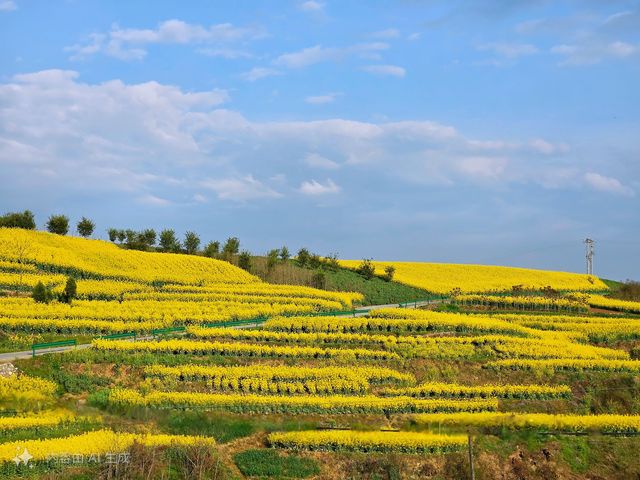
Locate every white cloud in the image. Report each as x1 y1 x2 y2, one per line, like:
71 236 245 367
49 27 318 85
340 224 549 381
299 179 341 195
197 48 253 59
2 69 629 205
241 67 282 81
274 43 388 68
407 32 422 41
529 139 570 155
369 28 400 39
0 0 16 11
584 172 634 196
66 19 265 61
304 153 340 169
299 1 324 12
138 194 171 206
305 92 341 104
201 176 283 201
361 64 406 77
551 41 639 65
455 156 509 180
477 42 539 58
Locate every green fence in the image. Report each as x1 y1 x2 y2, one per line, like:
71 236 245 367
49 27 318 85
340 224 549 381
99 332 137 341
151 326 186 338
32 339 77 358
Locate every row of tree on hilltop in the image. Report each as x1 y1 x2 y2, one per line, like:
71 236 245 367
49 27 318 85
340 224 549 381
0 209 394 281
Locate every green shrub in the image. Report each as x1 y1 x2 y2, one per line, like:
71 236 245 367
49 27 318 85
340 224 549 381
234 449 320 478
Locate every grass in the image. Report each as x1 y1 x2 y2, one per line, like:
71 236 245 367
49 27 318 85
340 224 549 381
233 449 320 479
252 257 433 305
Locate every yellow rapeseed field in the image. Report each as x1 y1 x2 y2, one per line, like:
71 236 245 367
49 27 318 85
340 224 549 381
339 260 608 293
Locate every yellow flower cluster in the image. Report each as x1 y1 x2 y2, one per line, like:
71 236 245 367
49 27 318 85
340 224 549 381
145 364 414 385
453 294 587 312
0 374 57 404
413 412 640 433
0 271 66 289
92 338 399 361
500 315 640 342
0 316 164 334
339 259 608 293
159 283 363 307
107 388 498 414
0 410 75 432
381 382 571 399
268 430 468 454
0 429 215 463
588 295 640 314
265 310 531 337
0 260 37 273
75 279 153 299
487 358 640 373
0 298 314 326
0 228 258 285
127 291 344 311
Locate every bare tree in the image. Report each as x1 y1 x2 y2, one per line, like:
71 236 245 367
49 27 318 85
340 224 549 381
10 236 33 293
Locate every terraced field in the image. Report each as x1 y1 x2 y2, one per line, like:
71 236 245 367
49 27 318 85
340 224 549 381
1 229 639 479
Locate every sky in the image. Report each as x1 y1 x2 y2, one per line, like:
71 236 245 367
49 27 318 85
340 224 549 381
0 0 639 280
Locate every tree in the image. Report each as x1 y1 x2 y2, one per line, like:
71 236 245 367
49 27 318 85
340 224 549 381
267 249 280 273
46 214 69 235
222 237 240 260
62 277 77 304
357 259 376 280
0 210 36 229
311 271 326 289
108 228 119 242
309 254 322 269
238 250 252 272
383 265 395 282
116 230 127 243
9 236 33 291
204 241 220 258
280 246 290 262
159 229 180 253
124 229 139 248
297 248 310 267
32 281 50 304
324 253 340 272
76 217 95 237
184 231 201 255
140 229 157 248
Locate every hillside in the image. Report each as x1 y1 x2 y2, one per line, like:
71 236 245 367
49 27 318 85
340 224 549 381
1 228 640 480
340 259 609 294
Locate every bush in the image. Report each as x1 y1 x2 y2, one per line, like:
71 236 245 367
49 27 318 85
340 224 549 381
234 449 320 479
383 265 396 282
62 277 77 304
32 281 53 304
0 210 36 229
357 259 376 280
46 214 69 235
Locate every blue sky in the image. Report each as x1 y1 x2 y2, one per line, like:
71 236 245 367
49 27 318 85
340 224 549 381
0 0 639 280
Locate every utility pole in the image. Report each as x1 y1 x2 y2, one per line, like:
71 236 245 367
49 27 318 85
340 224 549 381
467 435 475 480
584 238 594 275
